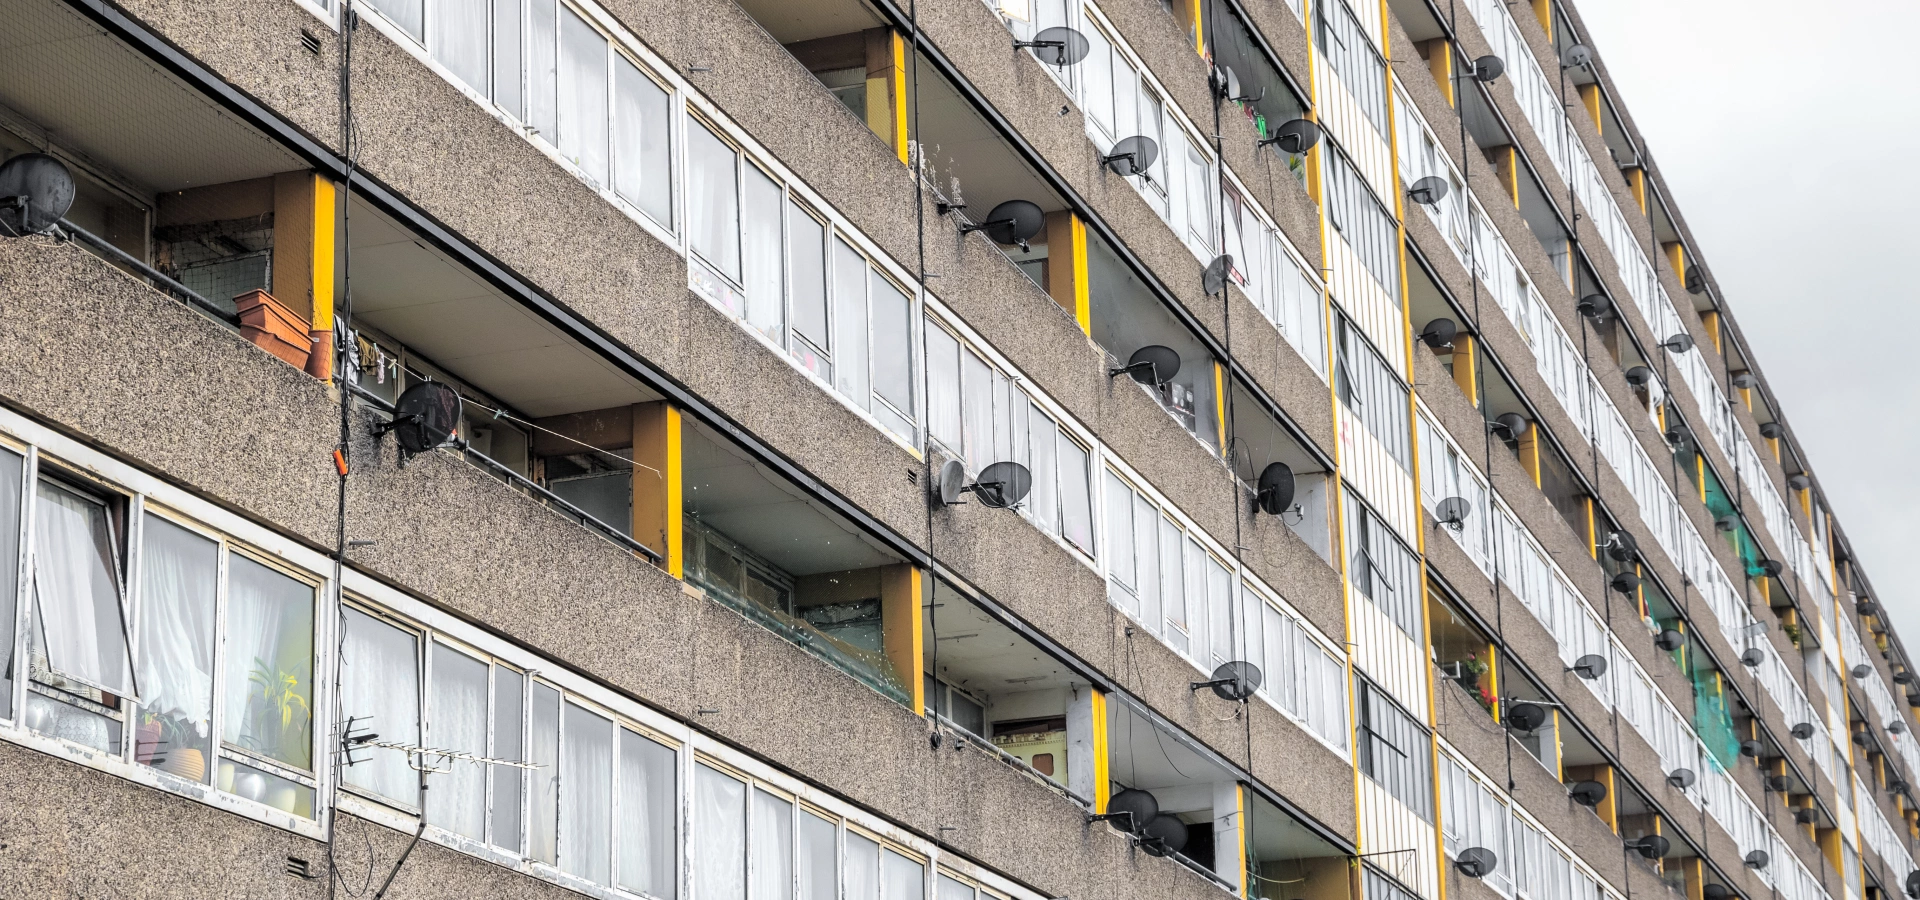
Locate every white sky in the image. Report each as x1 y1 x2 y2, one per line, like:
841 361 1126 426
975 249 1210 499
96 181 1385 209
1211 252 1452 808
1569 0 1920 644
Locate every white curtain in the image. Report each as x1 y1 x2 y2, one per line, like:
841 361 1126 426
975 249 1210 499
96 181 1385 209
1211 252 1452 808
751 789 793 900
135 517 218 776
557 7 608 187
688 124 741 280
924 325 961 452
222 556 314 769
796 812 837 900
431 0 489 92
843 831 879 900
696 765 747 900
619 729 677 897
529 682 561 864
882 849 923 900
613 56 673 225
427 642 488 839
33 481 134 697
0 449 22 716
341 608 419 804
741 167 785 341
870 276 913 416
831 239 870 407
490 666 526 852
561 702 613 884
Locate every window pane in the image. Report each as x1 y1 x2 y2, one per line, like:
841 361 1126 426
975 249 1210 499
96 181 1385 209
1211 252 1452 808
134 517 218 782
1157 516 1183 650
742 167 786 342
798 812 837 900
614 56 674 225
844 832 880 900
696 764 748 900
341 608 420 804
751 789 794 900
1206 557 1231 666
1134 495 1159 634
1025 410 1057 533
561 702 614 884
870 273 913 417
491 0 523 116
960 350 992 467
1057 438 1093 554
925 324 961 452
491 666 526 852
688 124 741 280
428 643 489 839
223 555 314 770
558 8 609 187
1183 540 1207 660
882 850 923 900
32 481 133 696
1103 472 1134 596
939 875 973 900
433 0 489 91
789 204 830 376
370 0 422 39
530 682 561 864
529 0 558 139
619 729 678 897
1083 28 1114 135
0 449 18 718
832 239 870 408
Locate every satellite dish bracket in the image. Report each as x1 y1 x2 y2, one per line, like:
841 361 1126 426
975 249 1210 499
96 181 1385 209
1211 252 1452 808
1108 359 1163 382
959 217 1031 252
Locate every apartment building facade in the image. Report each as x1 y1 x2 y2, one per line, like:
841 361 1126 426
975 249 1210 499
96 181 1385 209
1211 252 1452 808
0 0 1911 899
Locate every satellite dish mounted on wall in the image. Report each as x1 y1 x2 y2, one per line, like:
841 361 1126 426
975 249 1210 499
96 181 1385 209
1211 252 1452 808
1139 813 1190 857
934 459 1034 509
1472 55 1505 82
1435 497 1471 531
1569 780 1607 806
959 199 1045 251
1193 661 1263 701
1605 529 1638 562
1209 64 1241 102
1408 175 1449 207
1744 851 1770 870
1255 463 1296 517
1685 265 1707 294
1654 629 1685 652
1577 294 1613 320
1666 767 1696 789
1660 333 1694 354
1109 345 1181 386
1568 655 1607 681
1419 318 1458 350
1610 572 1641 596
1014 26 1091 67
1562 43 1594 68
1624 365 1655 387
1703 886 1732 900
1455 847 1498 879
1505 701 1547 734
1204 255 1234 296
1102 136 1160 178
1090 787 1160 834
1907 871 1920 900
1789 722 1815 740
1628 835 1670 860
1257 118 1321 155
1740 648 1765 667
0 153 76 237
1490 412 1529 442
374 381 463 461
1739 739 1763 758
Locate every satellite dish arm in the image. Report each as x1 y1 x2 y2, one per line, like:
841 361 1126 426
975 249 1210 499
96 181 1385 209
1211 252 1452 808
1107 359 1162 381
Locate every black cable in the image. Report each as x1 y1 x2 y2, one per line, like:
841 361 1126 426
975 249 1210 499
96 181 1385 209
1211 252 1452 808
326 9 358 899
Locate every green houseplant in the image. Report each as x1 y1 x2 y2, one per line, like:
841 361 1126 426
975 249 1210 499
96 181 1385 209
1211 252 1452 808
245 659 312 766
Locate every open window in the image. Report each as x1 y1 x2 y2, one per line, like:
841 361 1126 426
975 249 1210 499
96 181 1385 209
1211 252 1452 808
1427 588 1496 720
24 468 137 753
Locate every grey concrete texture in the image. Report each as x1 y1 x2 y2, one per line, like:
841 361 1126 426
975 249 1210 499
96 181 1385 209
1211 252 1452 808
1224 281 1338 455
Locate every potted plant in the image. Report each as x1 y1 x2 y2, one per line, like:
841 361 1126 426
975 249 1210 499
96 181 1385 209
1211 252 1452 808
245 659 312 766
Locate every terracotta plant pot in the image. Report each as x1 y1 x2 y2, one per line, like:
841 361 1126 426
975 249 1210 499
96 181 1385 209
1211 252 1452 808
234 288 313 371
158 747 205 782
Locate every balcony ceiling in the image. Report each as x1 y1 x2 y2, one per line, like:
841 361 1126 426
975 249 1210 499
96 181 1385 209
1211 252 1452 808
924 583 1081 692
737 0 883 45
682 421 899 576
0 0 301 197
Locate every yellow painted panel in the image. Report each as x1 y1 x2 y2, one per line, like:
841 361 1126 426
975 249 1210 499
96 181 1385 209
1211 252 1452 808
1578 84 1602 133
1091 690 1111 812
882 566 924 714
632 402 683 575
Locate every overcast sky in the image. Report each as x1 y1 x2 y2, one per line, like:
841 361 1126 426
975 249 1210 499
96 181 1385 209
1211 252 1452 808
1570 0 1920 643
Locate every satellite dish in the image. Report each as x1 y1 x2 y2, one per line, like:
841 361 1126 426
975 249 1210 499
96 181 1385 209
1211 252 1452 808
1624 365 1654 387
1684 264 1706 294
1103 787 1160 834
1490 412 1529 442
1793 807 1816 825
1894 670 1915 686
1194 661 1262 701
966 199 1046 248
0 153 76 237
1408 175 1449 206
1570 655 1607 681
1786 473 1811 491
1731 372 1757 389
1853 664 1873 679
1739 739 1763 758
1605 529 1638 562
1757 558 1783 578
1907 871 1920 900
1505 702 1546 733
1740 648 1765 667
1204 254 1234 295
1103 136 1160 177
1744 851 1770 870
1435 497 1471 530
382 381 463 455
1704 886 1732 900
1893 722 1908 735
1759 422 1785 439
1015 26 1091 66
1210 64 1241 101
1110 345 1181 386
1455 847 1498 879
1139 814 1189 857
1660 332 1694 354
1419 318 1458 350
1569 780 1607 806
1255 463 1295 517
972 461 1034 509
1610 572 1641 595
936 459 967 505
1666 767 1696 789
1789 722 1815 740
1577 294 1612 320
1563 43 1593 68
1472 55 1505 82
1629 835 1670 859
1765 774 1791 793
1714 515 1739 533
1259 118 1321 155
1654 629 1684 652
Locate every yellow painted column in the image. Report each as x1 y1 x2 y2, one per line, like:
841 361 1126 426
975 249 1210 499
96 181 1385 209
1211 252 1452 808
1682 858 1705 900
1584 498 1597 559
1450 334 1479 405
1424 40 1454 107
1175 0 1204 55
1597 766 1618 832
1090 690 1111 812
865 30 910 164
1530 0 1552 38
1494 146 1520 208
1578 84 1602 133
1042 211 1091 334
1214 362 1229 453
1517 427 1542 488
271 172 338 379
632 401 684 575
1625 167 1647 213
1701 310 1722 354
881 565 925 715
1663 241 1686 280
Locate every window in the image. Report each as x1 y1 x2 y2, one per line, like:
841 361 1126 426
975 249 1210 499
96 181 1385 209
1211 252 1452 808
688 135 918 444
925 318 1094 557
699 763 925 900
1102 471 1235 667
1334 315 1411 469
1324 146 1399 294
1355 676 1431 821
1343 490 1420 638
28 477 137 753
1243 584 1349 754
1227 183 1327 377
339 603 679 888
1314 0 1387 135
